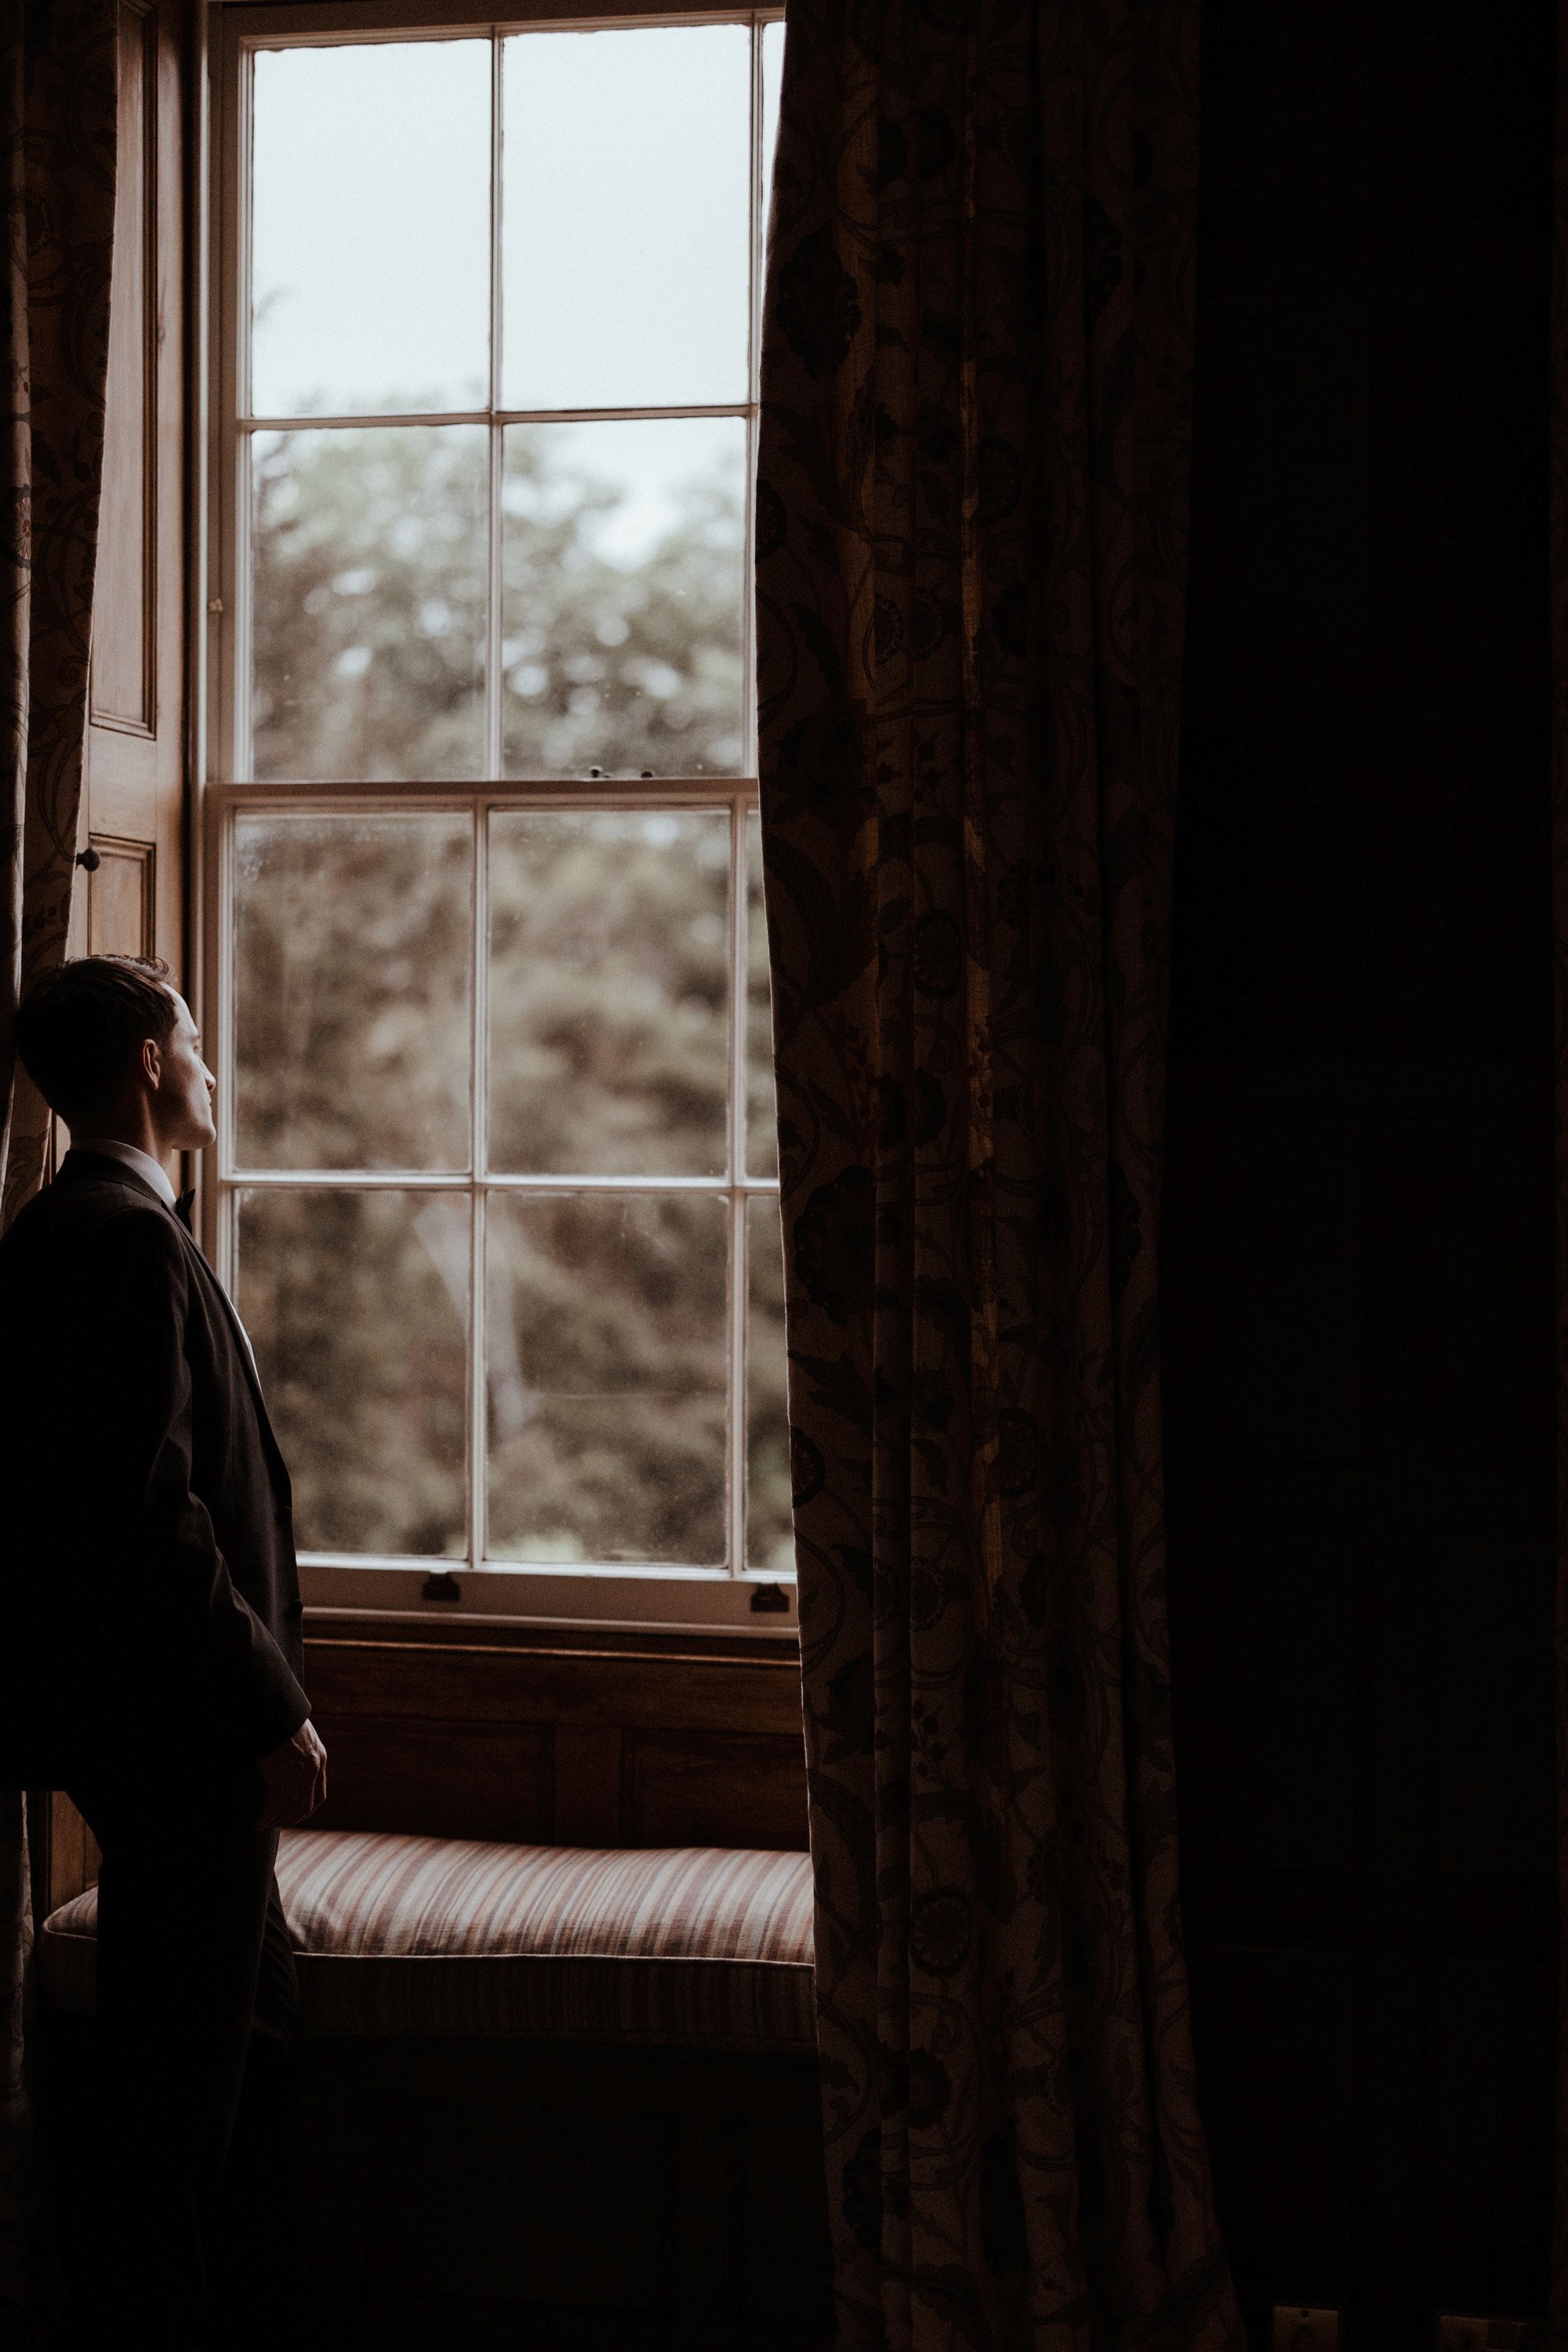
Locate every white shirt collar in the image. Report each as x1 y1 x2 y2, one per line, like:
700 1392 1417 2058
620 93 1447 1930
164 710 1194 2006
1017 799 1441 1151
72 1138 178 1211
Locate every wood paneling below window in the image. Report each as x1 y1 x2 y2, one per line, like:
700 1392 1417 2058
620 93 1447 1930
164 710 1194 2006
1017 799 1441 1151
303 1616 808 1853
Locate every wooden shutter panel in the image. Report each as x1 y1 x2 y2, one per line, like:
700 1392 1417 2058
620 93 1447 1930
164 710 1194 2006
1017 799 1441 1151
74 0 188 981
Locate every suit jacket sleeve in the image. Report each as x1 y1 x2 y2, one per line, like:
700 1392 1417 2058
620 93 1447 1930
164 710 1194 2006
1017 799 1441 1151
70 1211 310 1762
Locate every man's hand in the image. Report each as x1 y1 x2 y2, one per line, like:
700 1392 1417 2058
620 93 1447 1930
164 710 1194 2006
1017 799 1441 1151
256 1718 328 1829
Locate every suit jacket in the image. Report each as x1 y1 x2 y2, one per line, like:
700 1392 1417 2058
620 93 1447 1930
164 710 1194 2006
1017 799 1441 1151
0 1149 310 1788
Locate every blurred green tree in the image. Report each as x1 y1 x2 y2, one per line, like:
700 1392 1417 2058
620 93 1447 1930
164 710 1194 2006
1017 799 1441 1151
250 423 745 782
236 433 791 1576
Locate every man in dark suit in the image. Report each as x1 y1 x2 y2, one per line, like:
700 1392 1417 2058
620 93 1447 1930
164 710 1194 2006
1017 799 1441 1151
0 953 328 2348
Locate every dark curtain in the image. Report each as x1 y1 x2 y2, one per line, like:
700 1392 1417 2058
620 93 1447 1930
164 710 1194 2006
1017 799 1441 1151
754 4 1239 2343
0 0 117 2318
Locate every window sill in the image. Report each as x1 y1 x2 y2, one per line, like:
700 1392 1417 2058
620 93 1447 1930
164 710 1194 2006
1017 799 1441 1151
299 1556 798 1638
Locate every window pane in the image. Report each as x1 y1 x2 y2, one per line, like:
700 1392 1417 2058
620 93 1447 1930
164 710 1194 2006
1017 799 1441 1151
761 23 786 245
238 1188 469 1557
488 809 730 1177
234 815 471 1171
746 813 777 1178
251 425 486 782
500 26 750 410
487 1192 727 1566
501 419 745 780
252 42 489 418
746 1194 792 1577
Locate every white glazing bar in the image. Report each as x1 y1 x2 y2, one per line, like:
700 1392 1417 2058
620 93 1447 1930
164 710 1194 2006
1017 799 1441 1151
739 17 761 783
728 1180 749 1577
732 24 769 1568
208 31 236 797
238 9 767 46
468 1181 485 1578
470 801 491 1573
730 788 751 1183
189 2 216 1246
234 40 253 499
302 1553 733 1582
231 43 256 784
216 808 240 1295
726 792 750 1576
211 777 760 808
223 1168 474 1189
213 35 248 1295
223 1166 782 1192
236 403 754 432
498 401 753 425
485 31 505 786
484 1169 748 1192
750 13 764 398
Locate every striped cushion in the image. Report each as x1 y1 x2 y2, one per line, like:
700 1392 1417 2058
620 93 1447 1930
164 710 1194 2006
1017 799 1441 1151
39 1829 817 2051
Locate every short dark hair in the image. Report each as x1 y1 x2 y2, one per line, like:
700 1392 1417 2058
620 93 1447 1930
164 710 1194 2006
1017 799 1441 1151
13 955 180 1123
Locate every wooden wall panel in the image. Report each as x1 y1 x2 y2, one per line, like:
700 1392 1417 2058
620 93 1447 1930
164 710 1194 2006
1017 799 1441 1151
623 1730 808 1851
552 1723 625 1846
86 837 156 958
303 1619 808 1853
91 0 158 739
309 1711 552 1843
76 0 187 977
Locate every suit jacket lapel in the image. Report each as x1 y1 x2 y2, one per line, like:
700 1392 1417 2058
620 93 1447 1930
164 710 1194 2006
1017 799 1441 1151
60 1152 290 1487
167 1219 291 1485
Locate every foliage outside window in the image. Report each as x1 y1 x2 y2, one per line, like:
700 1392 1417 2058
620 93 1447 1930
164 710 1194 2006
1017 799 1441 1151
210 12 790 1617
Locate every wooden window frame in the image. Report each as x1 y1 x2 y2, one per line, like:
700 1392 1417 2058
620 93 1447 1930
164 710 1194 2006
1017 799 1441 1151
198 0 790 1635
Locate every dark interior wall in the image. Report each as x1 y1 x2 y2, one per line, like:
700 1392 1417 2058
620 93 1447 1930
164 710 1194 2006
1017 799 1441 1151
1163 3 1558 2343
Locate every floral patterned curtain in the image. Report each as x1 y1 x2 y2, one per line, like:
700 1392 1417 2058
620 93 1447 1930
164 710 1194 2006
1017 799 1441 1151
755 3 1240 2343
0 0 118 2321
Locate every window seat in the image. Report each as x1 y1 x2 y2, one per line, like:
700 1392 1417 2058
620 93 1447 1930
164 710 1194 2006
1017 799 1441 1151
38 1827 818 2051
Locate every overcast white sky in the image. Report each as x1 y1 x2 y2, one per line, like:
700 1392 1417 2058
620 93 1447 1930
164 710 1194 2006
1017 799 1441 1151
251 25 782 564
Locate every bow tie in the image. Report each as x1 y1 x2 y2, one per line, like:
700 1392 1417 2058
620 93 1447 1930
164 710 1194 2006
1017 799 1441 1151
174 1189 196 1232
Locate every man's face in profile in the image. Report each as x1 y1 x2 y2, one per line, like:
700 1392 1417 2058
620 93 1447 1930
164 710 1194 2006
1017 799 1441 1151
151 993 218 1154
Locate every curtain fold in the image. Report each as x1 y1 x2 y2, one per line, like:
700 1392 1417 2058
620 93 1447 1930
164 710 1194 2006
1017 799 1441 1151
0 0 118 2320
755 4 1239 2343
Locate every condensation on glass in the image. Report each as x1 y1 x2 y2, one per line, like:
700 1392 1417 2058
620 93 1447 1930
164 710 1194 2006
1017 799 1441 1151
224 14 790 1588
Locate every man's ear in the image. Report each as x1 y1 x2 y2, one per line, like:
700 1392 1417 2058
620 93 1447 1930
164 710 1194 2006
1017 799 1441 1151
139 1036 162 1090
